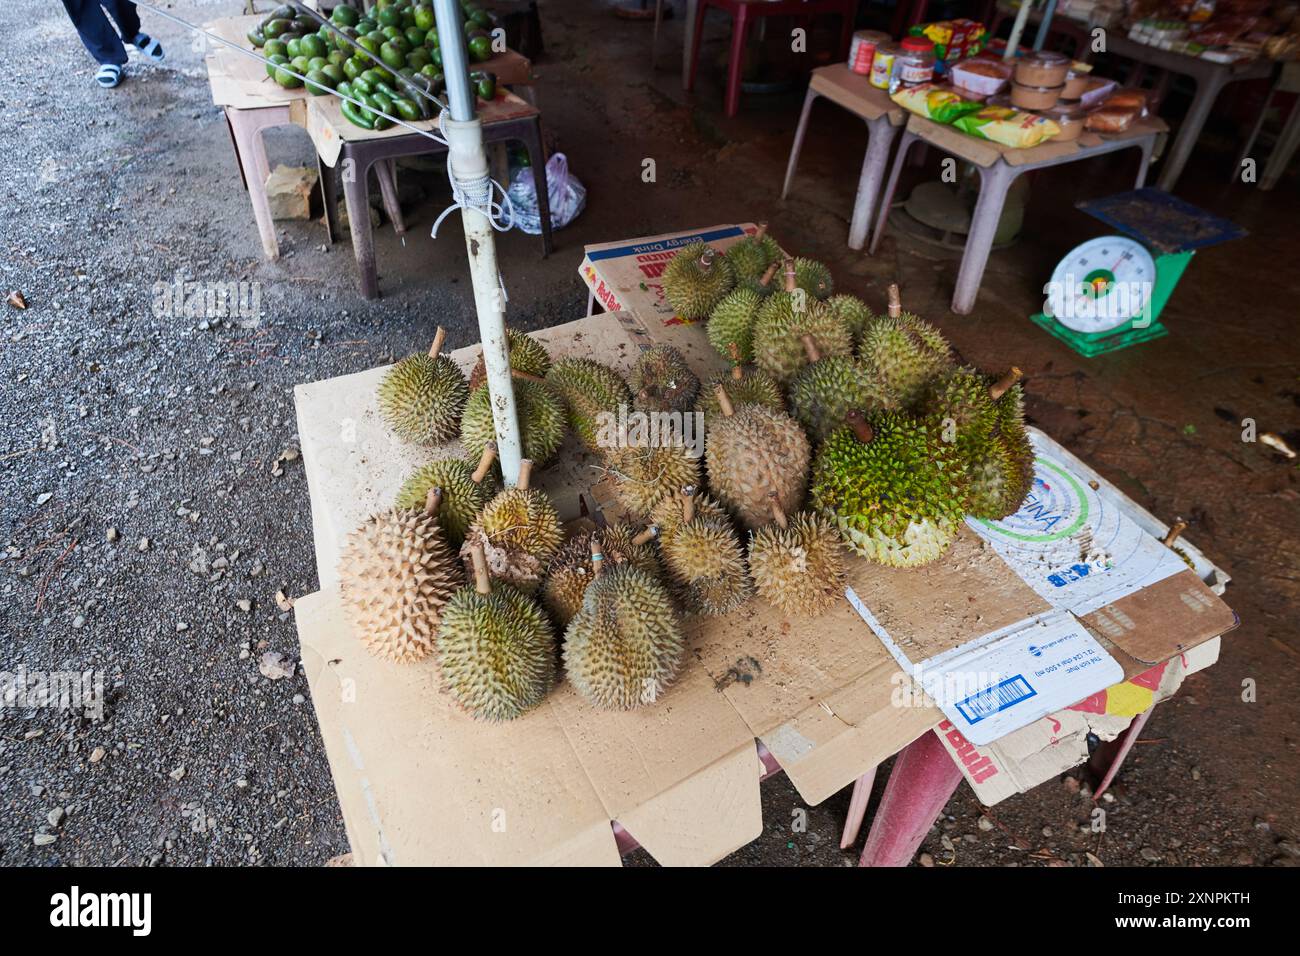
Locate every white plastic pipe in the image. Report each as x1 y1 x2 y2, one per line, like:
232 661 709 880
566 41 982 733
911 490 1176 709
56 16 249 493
433 0 523 485
1004 0 1035 61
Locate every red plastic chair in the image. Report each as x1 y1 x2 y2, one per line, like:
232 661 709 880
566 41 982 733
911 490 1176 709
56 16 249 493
686 0 859 117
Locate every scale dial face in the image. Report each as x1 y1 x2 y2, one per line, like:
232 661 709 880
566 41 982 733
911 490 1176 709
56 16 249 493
1045 236 1157 334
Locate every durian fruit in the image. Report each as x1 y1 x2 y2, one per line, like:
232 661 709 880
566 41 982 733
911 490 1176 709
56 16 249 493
437 543 556 722
724 223 782 282
934 367 1034 520
825 294 874 349
661 242 736 319
788 334 891 443
697 356 785 419
793 257 833 300
546 357 633 450
393 442 500 547
603 437 702 518
460 459 564 593
376 327 469 445
460 374 566 467
652 487 751 615
811 410 967 567
752 258 853 384
563 539 684 710
739 259 782 298
338 488 463 664
707 267 775 364
543 524 660 626
858 284 954 410
630 344 700 413
705 383 810 530
748 494 846 617
468 327 552 391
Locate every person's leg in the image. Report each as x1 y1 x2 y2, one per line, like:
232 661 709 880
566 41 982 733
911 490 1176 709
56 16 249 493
61 0 129 67
106 0 166 62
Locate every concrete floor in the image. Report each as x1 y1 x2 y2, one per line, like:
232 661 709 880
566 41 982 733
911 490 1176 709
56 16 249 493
1 0 1297 867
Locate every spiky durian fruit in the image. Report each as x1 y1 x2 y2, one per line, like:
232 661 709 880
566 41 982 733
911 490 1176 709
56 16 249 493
724 224 782 281
394 443 500 547
546 357 633 450
858 284 954 410
437 543 555 721
826 294 874 348
652 488 751 615
705 384 810 530
752 259 853 384
630 344 700 413
338 489 463 663
748 498 846 617
793 257 833 300
603 438 702 518
937 368 1034 520
811 411 966 566
661 242 735 319
376 327 469 445
697 360 785 419
543 525 660 626
707 287 764 364
460 460 563 593
563 540 684 710
468 327 552 391
460 375 566 467
788 335 891 443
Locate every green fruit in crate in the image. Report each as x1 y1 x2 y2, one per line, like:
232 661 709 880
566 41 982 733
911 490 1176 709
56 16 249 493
337 489 463 664
704 384 810 531
394 444 500 547
473 70 497 100
468 35 492 62
263 38 287 58
265 53 288 78
343 56 364 80
858 284 954 410
749 506 846 617
356 17 378 35
414 4 435 30
751 260 853 384
380 42 406 69
247 28 266 48
290 55 311 74
438 554 556 722
788 338 890 444
629 345 699 413
793 257 834 299
331 4 361 28
545 357 632 450
651 488 751 616
825 294 874 349
376 328 469 446
661 242 735 320
724 225 782 281
274 65 304 88
305 69 332 94
263 17 293 39
357 33 381 55
405 26 427 47
563 559 684 711
468 328 552 391
406 47 431 70
603 439 701 519
377 6 403 28
811 411 966 567
461 376 566 468
285 36 302 57
696 365 784 419
461 461 564 593
543 526 660 627
328 49 349 68
300 33 327 59
470 10 493 29
707 286 764 364
307 56 329 72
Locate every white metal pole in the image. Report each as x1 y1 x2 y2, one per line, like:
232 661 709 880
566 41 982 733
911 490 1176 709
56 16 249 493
433 0 523 485
1004 0 1035 62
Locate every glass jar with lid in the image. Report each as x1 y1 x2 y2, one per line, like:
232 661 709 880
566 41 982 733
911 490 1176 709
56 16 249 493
890 36 935 93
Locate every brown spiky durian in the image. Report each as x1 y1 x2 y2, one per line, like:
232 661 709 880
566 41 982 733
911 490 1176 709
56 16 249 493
858 284 954 410
697 349 785 419
603 435 702 519
630 344 700 413
376 327 469 445
393 443 500 547
468 327 552 391
660 242 736 319
338 488 464 663
437 543 556 722
748 494 846 617
752 258 854 384
460 374 567 468
460 459 564 593
705 383 810 530
651 487 751 615
543 525 661 626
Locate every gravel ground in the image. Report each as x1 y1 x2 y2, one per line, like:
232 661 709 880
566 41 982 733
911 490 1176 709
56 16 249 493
2 0 1297 867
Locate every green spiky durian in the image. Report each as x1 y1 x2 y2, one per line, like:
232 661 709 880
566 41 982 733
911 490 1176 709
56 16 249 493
376 328 469 445
788 336 891 443
707 287 765 364
630 344 700 413
437 546 556 722
748 506 846 617
652 489 751 615
603 439 702 518
338 489 463 664
705 384 810 530
826 294 875 348
724 225 782 281
661 242 736 319
393 443 500 547
468 327 552 391
460 460 564 592
546 357 633 450
811 411 967 567
858 285 954 410
563 554 684 710
697 365 784 419
793 257 833 300
752 263 853 384
543 525 661 626
460 375 566 467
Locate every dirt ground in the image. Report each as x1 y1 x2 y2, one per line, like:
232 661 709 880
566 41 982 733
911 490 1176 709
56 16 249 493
1 0 1297 867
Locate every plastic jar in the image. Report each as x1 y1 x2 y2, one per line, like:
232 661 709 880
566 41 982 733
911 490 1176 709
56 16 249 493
869 42 898 89
1061 68 1091 100
848 30 891 76
1042 104 1087 141
890 36 936 93
1010 79 1064 110
1014 51 1070 87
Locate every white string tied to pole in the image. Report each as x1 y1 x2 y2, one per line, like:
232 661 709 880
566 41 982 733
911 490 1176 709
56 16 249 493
431 111 516 239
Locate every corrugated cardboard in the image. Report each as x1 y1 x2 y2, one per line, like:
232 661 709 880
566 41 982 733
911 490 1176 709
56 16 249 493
808 65 907 124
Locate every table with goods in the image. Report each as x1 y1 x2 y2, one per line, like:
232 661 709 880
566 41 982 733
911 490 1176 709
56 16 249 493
290 223 1235 866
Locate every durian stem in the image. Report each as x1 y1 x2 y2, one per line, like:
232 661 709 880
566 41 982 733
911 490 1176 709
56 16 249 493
990 367 1023 400
1162 519 1187 548
472 442 498 484
782 256 797 293
759 260 780 289
632 526 658 546
516 458 534 491
713 384 736 418
428 326 447 360
887 284 901 319
698 247 717 271
727 341 744 377
768 492 788 530
846 410 875 444
589 537 605 578
511 368 546 383
754 221 769 241
680 485 697 524
469 543 491 595
801 333 822 363
424 486 444 517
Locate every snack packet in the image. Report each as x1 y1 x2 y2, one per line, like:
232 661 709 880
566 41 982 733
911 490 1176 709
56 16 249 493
952 105 1061 147
890 84 983 124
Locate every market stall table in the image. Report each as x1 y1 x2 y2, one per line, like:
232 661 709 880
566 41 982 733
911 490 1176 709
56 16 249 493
782 65 907 251
869 113 1167 314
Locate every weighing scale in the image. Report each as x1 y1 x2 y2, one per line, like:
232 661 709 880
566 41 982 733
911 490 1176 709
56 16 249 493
1030 188 1246 357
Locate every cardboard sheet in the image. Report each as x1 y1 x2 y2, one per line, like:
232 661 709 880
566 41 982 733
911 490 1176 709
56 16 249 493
809 65 907 125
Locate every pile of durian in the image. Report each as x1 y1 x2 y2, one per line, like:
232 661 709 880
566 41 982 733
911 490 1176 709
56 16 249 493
336 235 1035 722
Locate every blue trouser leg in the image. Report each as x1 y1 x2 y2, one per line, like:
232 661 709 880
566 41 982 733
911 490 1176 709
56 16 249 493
62 0 141 67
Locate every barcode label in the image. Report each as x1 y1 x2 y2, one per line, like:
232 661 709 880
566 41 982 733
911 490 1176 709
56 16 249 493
956 676 1037 724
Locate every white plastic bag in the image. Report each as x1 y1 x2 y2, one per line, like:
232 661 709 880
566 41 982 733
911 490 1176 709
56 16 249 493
507 152 586 235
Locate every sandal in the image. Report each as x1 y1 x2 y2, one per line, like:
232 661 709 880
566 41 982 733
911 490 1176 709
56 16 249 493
95 63 123 88
132 33 165 62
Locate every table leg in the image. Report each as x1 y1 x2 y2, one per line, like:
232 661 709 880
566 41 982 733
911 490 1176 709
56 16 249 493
859 732 963 867
1088 703 1157 801
1156 70 1228 191
375 159 405 235
1262 99 1300 191
781 88 819 200
724 6 749 117
951 162 1017 314
1135 134 1155 189
523 119 553 258
839 765 878 849
848 119 899 251
318 154 339 246
868 131 917 255
342 156 380 300
225 107 280 261
682 0 699 90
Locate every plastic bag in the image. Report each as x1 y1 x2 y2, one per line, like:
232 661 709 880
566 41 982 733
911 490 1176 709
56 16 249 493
952 106 1060 148
890 84 983 123
507 152 586 235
